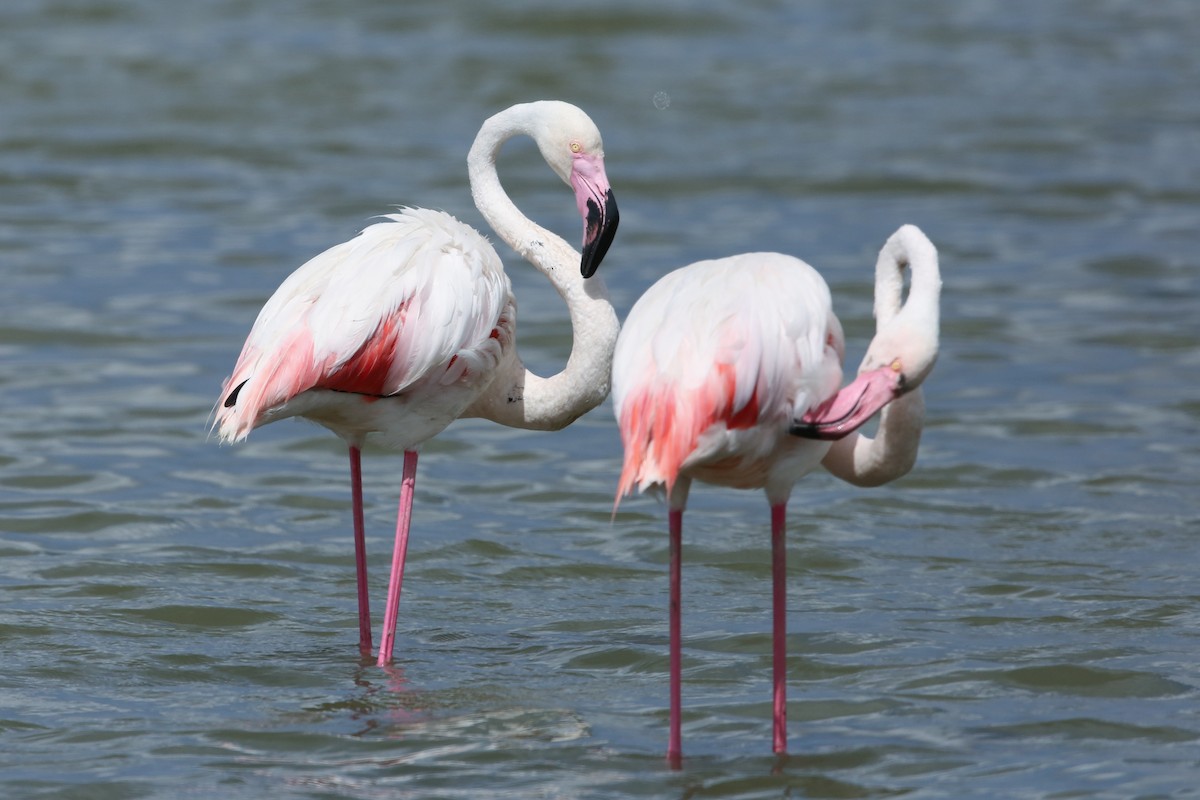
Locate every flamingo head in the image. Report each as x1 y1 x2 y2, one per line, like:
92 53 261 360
790 232 941 442
530 101 620 278
857 313 939 395
789 319 938 441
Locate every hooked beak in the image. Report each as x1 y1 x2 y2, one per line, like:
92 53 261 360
790 364 907 440
570 154 620 278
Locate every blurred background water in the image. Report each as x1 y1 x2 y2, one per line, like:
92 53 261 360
2 0 1199 797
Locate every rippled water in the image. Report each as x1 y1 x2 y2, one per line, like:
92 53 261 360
3 1 1199 797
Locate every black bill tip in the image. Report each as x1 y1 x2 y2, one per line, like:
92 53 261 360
787 386 870 441
788 419 850 441
580 189 619 279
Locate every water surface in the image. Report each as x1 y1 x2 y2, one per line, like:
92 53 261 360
2 1 1199 797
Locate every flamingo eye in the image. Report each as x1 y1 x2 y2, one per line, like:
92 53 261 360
570 141 583 154
890 359 902 372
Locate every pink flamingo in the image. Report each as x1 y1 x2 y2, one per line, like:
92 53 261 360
612 225 941 765
214 101 620 667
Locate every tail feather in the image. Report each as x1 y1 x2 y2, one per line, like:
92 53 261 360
613 362 757 512
212 326 318 443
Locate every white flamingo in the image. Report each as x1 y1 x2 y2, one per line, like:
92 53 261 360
612 225 941 764
215 101 620 667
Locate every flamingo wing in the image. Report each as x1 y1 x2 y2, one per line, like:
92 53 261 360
216 208 511 442
612 253 842 499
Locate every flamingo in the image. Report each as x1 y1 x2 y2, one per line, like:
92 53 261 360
611 225 941 765
214 101 620 667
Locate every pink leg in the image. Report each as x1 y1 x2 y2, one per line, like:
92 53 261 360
667 507 683 769
349 446 372 656
770 503 788 754
377 450 418 667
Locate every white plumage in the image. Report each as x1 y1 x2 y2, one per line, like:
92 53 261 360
214 101 621 667
611 225 941 764
613 253 844 503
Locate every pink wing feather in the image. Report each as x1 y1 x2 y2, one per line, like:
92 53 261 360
612 253 842 502
215 208 510 442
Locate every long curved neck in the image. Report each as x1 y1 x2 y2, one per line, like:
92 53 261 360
821 390 926 487
463 107 620 431
822 226 940 487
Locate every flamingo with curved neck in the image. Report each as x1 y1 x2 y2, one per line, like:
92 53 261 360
214 101 620 667
796 224 942 483
612 225 940 765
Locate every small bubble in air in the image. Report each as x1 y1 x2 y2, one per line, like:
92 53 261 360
652 91 671 110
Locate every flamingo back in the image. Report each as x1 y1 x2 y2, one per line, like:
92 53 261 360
215 208 512 442
612 253 843 503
